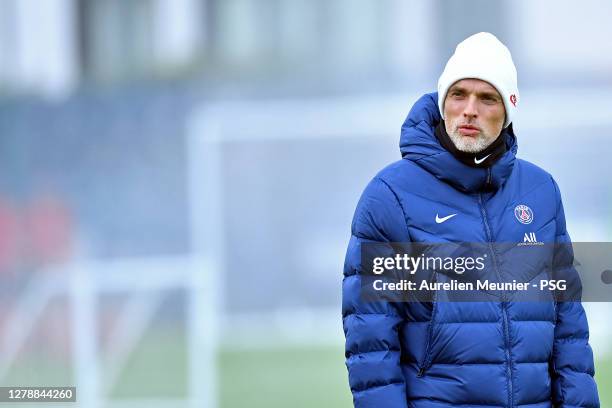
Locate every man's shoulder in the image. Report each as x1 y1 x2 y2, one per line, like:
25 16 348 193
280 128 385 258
514 157 556 186
354 159 423 218
512 158 563 206
373 158 424 189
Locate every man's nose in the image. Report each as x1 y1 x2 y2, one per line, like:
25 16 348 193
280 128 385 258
463 96 478 119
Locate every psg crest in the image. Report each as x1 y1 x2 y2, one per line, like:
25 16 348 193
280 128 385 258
514 204 533 224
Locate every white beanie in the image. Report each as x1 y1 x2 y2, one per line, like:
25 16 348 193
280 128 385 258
438 32 519 128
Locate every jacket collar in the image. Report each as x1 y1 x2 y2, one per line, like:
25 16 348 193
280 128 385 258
399 92 518 193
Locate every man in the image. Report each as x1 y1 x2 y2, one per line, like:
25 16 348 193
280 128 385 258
342 32 600 407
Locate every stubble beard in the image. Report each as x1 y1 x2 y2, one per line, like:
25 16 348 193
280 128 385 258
446 119 497 153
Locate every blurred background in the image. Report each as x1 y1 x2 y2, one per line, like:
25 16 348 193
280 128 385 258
0 0 611 407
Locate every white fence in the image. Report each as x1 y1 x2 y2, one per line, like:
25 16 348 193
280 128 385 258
0 255 216 408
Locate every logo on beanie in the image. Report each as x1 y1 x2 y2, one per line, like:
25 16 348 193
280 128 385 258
510 94 517 107
514 204 533 224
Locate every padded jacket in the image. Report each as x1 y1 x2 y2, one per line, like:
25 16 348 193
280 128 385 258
342 93 600 408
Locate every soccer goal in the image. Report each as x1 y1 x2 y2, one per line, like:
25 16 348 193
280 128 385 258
185 88 612 378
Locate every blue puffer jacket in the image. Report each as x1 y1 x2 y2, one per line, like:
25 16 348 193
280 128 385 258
342 93 600 407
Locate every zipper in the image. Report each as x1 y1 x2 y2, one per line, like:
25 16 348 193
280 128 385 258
417 271 438 377
478 193 513 408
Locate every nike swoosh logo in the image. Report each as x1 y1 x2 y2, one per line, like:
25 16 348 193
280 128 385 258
435 213 457 224
474 154 491 164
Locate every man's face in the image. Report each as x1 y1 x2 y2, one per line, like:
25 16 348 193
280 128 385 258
443 79 506 153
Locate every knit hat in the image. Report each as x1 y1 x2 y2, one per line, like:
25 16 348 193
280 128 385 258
438 32 519 128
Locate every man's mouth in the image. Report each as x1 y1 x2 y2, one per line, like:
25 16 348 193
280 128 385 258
457 124 480 137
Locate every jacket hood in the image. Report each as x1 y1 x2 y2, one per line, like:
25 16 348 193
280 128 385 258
399 92 518 193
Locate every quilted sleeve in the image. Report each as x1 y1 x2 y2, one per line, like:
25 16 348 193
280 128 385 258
550 178 600 408
342 176 411 408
